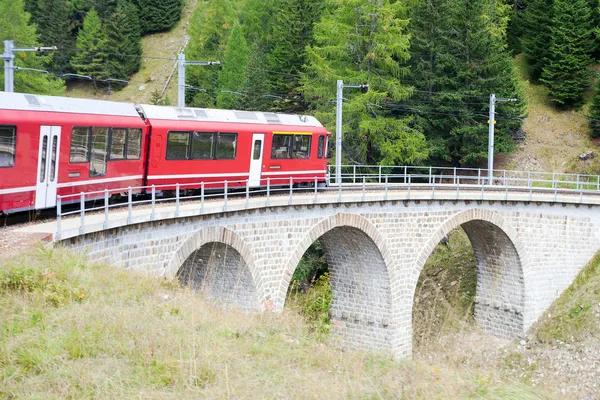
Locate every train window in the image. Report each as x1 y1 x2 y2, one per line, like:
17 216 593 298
70 127 90 163
191 132 214 160
166 131 190 160
110 128 127 160
39 135 48 182
127 128 142 159
271 134 292 159
253 139 262 160
0 126 16 168
326 136 332 159
215 133 237 160
317 135 325 158
292 135 311 159
90 127 109 177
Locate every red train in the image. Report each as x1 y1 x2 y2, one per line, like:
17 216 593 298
0 92 330 214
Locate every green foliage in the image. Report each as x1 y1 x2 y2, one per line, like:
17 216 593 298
0 0 65 94
521 0 553 81
36 0 74 72
70 8 109 79
408 0 525 165
133 0 183 34
240 43 272 111
540 0 594 107
587 81 600 138
150 89 172 106
303 0 428 165
105 0 142 80
216 22 249 109
289 273 332 339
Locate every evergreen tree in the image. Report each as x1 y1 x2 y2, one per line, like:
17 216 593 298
133 0 182 34
105 0 142 79
240 0 276 45
521 0 553 81
240 43 272 111
0 0 65 94
216 22 250 109
70 9 109 79
506 0 527 54
408 0 526 165
37 0 74 73
587 80 600 138
186 0 237 107
268 0 324 96
88 0 118 20
303 0 428 165
540 0 594 106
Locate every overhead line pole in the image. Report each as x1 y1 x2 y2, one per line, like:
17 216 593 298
177 53 220 108
3 40 57 93
488 93 518 184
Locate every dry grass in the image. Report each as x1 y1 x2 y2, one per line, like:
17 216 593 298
0 246 545 399
64 0 198 105
497 54 595 173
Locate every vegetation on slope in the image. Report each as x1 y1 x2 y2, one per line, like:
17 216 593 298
0 247 544 399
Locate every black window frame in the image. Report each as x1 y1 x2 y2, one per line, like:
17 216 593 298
317 135 325 159
109 127 127 160
166 130 238 161
292 134 311 159
89 127 109 178
126 128 143 160
0 125 17 169
270 133 312 160
70 126 91 164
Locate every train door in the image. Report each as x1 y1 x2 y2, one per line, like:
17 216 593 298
35 126 61 209
249 133 264 187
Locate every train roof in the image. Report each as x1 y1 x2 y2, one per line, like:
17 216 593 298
0 92 141 118
137 104 324 128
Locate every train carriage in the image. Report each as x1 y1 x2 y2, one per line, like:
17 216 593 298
138 105 330 191
0 92 148 214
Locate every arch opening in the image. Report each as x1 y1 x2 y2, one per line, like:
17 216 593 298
286 226 393 353
412 217 525 352
177 241 259 312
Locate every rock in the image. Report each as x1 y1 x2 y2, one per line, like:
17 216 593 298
579 151 595 161
519 340 527 346
138 85 146 91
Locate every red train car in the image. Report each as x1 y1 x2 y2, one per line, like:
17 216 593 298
0 92 147 213
138 105 330 190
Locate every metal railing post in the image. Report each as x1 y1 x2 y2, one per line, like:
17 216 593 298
362 176 366 202
79 192 85 235
127 187 132 224
456 177 460 200
224 181 228 211
246 180 250 209
576 174 580 191
529 179 533 201
552 172 556 189
481 181 485 200
103 189 109 229
151 185 156 221
175 183 180 217
266 178 271 206
432 175 436 200
429 166 432 184
338 179 342 202
353 165 356 184
407 175 411 200
404 166 408 184
56 196 62 240
580 185 583 204
505 179 509 201
503 170 506 187
314 177 318 204
200 182 205 214
477 169 481 185
554 185 558 202
528 171 531 190
378 165 382 184
453 167 457 185
384 175 389 201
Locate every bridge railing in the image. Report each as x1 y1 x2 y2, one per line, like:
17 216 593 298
54 166 600 240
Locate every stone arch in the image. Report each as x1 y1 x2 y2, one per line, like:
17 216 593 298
411 208 528 342
166 226 261 311
281 213 400 353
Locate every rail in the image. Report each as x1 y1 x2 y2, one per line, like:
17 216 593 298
54 166 600 240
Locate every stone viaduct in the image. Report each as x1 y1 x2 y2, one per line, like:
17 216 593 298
58 193 600 359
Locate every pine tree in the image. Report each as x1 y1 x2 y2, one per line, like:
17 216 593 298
506 0 527 54
70 9 109 79
303 0 428 165
268 0 324 96
88 0 118 20
133 0 182 34
37 0 74 73
587 81 600 138
240 43 272 111
105 0 142 79
408 0 526 165
216 22 250 109
186 0 237 108
540 0 594 106
0 0 65 94
521 0 553 81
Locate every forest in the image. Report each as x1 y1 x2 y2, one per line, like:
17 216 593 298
2 0 600 167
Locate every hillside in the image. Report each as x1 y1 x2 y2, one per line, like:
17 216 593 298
0 247 545 399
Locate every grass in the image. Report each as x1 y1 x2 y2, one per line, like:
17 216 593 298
64 0 198 105
531 251 600 344
0 246 547 399
498 54 595 173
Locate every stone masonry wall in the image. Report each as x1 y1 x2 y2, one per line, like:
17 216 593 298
61 200 600 359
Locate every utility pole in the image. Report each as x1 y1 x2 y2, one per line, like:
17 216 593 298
488 93 518 184
335 80 369 185
3 40 57 93
177 53 220 108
